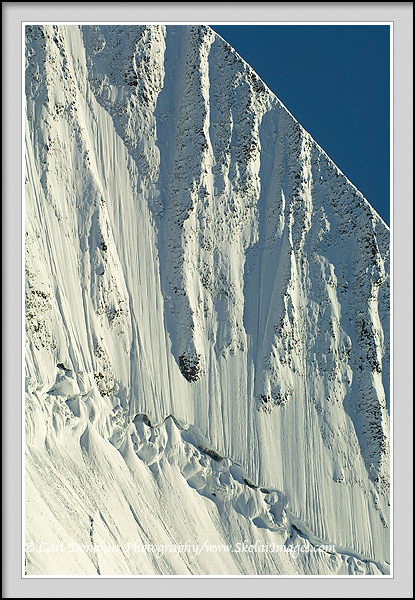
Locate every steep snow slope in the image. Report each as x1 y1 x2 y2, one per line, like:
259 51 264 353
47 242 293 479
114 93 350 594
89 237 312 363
25 24 390 575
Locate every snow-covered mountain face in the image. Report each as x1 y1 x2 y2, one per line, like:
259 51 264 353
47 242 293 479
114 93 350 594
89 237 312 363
25 24 390 576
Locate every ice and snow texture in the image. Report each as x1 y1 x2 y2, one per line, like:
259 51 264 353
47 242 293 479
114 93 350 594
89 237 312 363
25 25 390 575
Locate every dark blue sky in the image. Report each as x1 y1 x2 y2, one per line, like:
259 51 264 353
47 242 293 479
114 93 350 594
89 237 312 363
211 25 391 225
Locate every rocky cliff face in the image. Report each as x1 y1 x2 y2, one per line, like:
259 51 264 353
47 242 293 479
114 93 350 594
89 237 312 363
25 24 390 575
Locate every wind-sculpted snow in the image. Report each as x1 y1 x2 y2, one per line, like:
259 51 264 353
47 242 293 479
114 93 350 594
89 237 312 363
25 24 390 575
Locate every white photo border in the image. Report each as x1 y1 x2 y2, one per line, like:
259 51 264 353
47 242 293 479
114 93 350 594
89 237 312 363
3 2 413 597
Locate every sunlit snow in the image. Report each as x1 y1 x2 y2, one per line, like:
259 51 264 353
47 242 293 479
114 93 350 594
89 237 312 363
25 24 390 576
